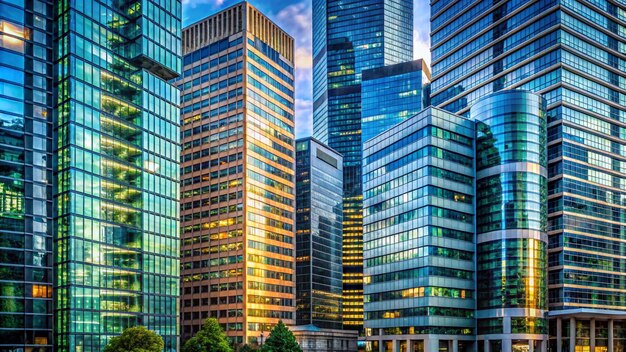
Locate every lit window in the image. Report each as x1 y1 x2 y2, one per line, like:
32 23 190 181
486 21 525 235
0 21 27 53
33 285 50 298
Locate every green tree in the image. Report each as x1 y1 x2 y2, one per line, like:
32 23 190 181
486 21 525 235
260 321 302 352
103 326 163 352
239 344 258 352
182 318 233 352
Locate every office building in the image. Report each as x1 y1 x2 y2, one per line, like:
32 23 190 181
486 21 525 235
53 0 182 350
295 137 343 330
362 90 547 351
430 0 626 349
361 60 431 143
312 0 413 332
177 2 296 345
363 106 476 352
474 91 548 351
0 0 53 350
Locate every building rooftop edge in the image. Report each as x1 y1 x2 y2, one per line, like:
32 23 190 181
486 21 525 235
296 136 344 158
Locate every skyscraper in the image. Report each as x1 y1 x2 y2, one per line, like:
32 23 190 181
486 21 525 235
53 0 182 350
312 0 413 332
361 60 431 143
295 137 343 330
474 91 548 351
430 0 626 349
362 90 547 351
177 2 295 345
0 1 53 350
363 106 476 352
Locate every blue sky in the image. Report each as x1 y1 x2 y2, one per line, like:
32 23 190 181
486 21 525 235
182 0 431 138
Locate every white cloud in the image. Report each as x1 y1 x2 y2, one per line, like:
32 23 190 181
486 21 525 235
182 0 224 7
413 0 431 67
273 1 314 138
295 98 313 137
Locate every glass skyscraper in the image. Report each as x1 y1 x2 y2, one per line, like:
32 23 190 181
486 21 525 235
295 137 343 330
312 0 413 332
431 0 626 349
53 0 182 351
362 107 476 352
0 0 53 350
474 91 548 351
361 59 431 143
177 2 296 346
362 90 548 351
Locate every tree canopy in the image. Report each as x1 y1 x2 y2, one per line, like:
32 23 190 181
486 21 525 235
260 321 302 352
182 318 233 352
103 326 164 352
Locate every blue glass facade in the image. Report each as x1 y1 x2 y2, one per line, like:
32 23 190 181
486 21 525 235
362 107 476 351
53 0 181 351
361 60 431 143
474 91 548 351
296 137 343 330
312 0 413 332
431 0 626 349
0 0 53 350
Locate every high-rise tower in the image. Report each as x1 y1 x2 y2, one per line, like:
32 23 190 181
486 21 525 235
53 0 182 350
295 137 343 330
0 0 53 350
177 2 296 346
430 0 626 349
363 106 476 351
312 0 414 332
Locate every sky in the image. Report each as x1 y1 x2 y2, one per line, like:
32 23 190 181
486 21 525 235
182 0 431 138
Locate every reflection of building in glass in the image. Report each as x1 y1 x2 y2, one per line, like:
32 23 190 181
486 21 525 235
363 107 476 352
430 0 626 348
312 0 414 332
295 137 343 330
53 0 182 350
474 91 548 351
0 1 53 349
361 60 431 143
177 2 296 346
363 90 547 351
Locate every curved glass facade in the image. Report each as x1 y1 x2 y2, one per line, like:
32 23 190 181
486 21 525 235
473 91 548 347
431 1 626 349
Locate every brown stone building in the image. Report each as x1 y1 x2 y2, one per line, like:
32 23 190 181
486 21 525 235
175 2 295 346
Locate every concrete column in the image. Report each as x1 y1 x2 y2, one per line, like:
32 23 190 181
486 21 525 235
426 338 438 352
503 339 512 352
453 340 458 352
590 319 596 352
570 317 576 352
557 318 562 352
406 339 412 352
504 317 512 334
484 340 490 352
609 319 614 352
379 339 384 352
541 339 548 352
392 339 399 352
529 340 534 352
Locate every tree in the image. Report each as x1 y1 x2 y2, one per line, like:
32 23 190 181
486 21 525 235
182 318 233 352
103 326 163 352
239 345 258 352
260 321 302 352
